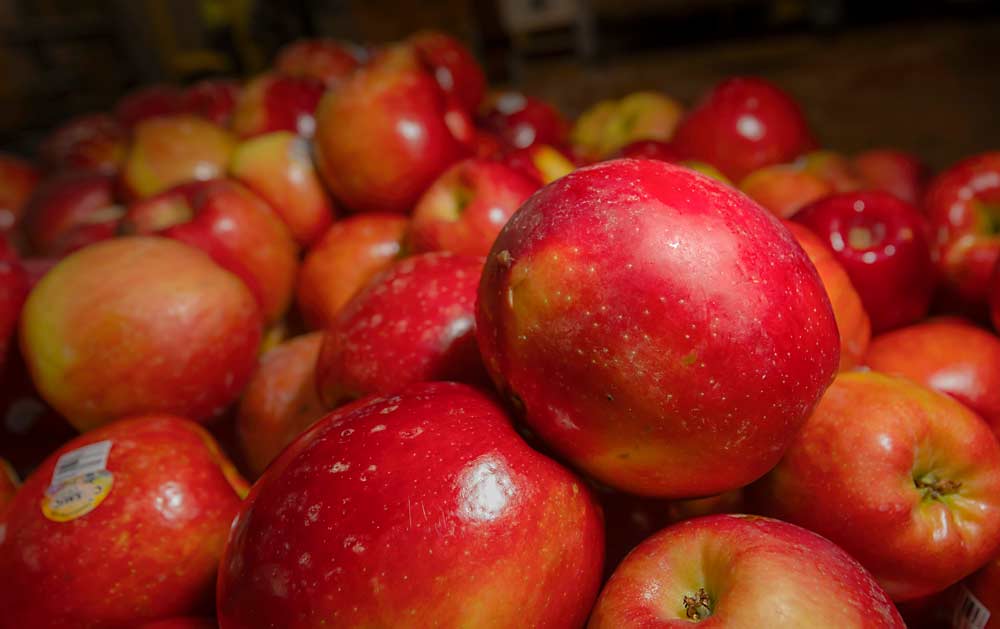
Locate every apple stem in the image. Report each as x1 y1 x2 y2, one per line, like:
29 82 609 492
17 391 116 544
914 475 962 501
683 587 712 621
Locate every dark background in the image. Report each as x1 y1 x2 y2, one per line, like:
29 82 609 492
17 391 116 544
2 0 998 168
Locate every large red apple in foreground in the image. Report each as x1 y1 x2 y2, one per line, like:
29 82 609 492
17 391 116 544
590 514 904 628
0 415 246 627
217 382 604 628
477 159 839 497
20 237 261 431
754 371 1000 601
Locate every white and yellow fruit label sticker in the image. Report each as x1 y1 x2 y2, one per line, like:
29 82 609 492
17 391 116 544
41 440 114 522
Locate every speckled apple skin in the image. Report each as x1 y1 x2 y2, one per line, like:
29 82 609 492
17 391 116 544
217 382 604 629
476 159 839 498
590 514 904 628
0 415 247 628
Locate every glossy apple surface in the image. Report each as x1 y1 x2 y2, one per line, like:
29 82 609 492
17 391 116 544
217 382 604 628
229 131 335 247
0 414 246 627
590 514 904 628
179 79 241 127
115 84 183 128
672 77 816 181
22 170 122 257
740 164 833 218
237 332 325 478
20 237 262 431
38 113 127 175
854 148 927 205
754 371 1000 600
793 190 935 332
296 213 409 330
477 159 839 497
231 73 325 139
0 152 40 231
481 91 570 151
409 158 538 256
410 30 486 113
866 317 1000 432
499 143 574 185
317 252 486 408
125 179 298 324
274 38 361 87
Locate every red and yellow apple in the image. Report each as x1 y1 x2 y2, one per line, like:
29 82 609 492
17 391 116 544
179 79 241 127
571 91 684 161
275 38 362 87
22 171 123 257
115 84 183 129
855 148 927 205
0 152 40 231
230 73 325 139
38 113 127 174
498 143 575 185
740 164 833 218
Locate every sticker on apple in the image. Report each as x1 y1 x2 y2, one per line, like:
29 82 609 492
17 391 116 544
954 586 991 629
41 440 115 522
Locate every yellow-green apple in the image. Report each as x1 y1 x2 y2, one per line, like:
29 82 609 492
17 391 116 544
410 30 486 113
316 252 486 408
19 237 262 431
179 79 241 127
740 164 834 218
785 221 871 369
124 179 298 324
231 73 325 139
122 114 236 199
313 45 468 213
753 371 1000 600
217 382 604 628
0 235 28 371
499 143 575 185
274 38 362 87
854 148 927 205
409 158 537 256
0 457 16 511
799 149 863 192
115 83 183 128
590 514 905 628
476 159 839 497
38 113 127 174
296 213 409 330
571 91 684 161
237 332 325 478
0 152 40 231
22 171 123 257
866 317 1000 432
229 131 335 247
0 414 247 626
673 77 816 182
793 190 936 332
924 152 1000 304
481 91 569 151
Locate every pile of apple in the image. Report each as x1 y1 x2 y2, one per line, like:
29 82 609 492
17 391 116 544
2 30 1000 629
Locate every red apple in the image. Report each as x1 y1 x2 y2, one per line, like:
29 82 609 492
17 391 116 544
571 91 685 161
0 457 17 511
793 190 936 332
125 179 298 324
217 382 604 628
0 414 246 626
616 139 683 163
476 159 839 497
38 112 127 175
865 317 1000 432
590 514 904 627
672 77 816 181
115 84 183 128
740 164 834 218
122 114 236 199
481 91 569 151
854 148 927 205
237 332 325 478
924 152 1000 304
754 371 1000 601
296 213 409 330
499 143 575 185
22 170 123 257
138 619 217 629
230 73 324 139
410 30 486 113
179 79 241 127
0 234 28 371
799 149 863 192
313 45 467 213
274 38 362 87
19 237 262 431
784 221 871 369
229 131 335 247
0 152 40 231
316 252 486 408
958 556 1000 629
409 158 537 256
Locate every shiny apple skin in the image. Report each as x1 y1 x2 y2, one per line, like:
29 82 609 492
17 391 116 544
740 164 834 218
296 213 409 330
854 148 927 205
590 514 904 628
866 317 1000 432
125 179 298 324
672 77 816 182
754 371 1000 601
19 237 262 431
499 143 575 185
115 84 183 128
39 113 127 175
237 332 325 478
231 73 325 139
317 251 486 408
122 115 237 200
275 38 361 87
409 158 538 256
793 190 936 333
0 457 17 511
313 45 467 214
924 152 1000 304
217 381 604 629
0 234 28 372
477 159 839 498
22 170 122 257
0 152 40 231
0 414 246 628
481 91 570 151
784 221 871 369
180 79 241 127
410 30 486 113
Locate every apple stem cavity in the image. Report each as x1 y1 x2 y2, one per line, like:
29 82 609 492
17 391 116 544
914 474 962 501
682 587 713 621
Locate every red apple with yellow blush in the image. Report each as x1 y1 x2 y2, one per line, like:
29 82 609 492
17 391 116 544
499 143 575 185
0 153 40 231
22 170 123 257
740 164 834 218
481 91 569 151
179 79 241 127
39 113 127 175
410 30 486 113
115 84 183 128
855 148 927 205
231 73 325 139
275 38 362 87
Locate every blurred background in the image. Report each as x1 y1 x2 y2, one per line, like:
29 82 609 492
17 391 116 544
1 0 998 167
